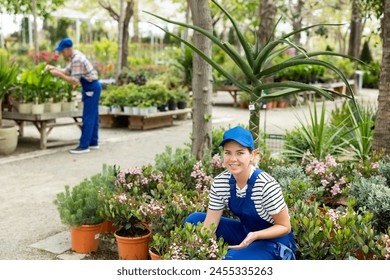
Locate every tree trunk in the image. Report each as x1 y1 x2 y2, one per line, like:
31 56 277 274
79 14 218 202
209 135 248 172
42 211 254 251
132 0 140 43
98 0 134 70
253 0 276 148
121 1 134 69
291 0 304 47
188 0 213 160
348 0 363 58
116 0 125 81
32 0 39 65
372 0 390 155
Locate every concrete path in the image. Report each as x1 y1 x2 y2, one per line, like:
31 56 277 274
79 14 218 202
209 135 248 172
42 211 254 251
0 89 378 259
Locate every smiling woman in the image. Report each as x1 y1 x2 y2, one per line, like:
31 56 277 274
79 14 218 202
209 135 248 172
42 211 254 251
183 125 296 260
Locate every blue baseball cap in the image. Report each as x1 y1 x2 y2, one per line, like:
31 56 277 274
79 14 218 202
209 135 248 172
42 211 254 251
219 126 254 150
55 38 73 51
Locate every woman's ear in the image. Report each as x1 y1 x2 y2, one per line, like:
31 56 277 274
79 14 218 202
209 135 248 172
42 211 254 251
251 149 260 166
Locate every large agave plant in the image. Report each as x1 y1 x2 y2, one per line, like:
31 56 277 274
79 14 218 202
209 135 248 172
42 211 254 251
145 0 359 147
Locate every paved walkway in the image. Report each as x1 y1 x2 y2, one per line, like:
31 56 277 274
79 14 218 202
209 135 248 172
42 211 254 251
0 89 378 259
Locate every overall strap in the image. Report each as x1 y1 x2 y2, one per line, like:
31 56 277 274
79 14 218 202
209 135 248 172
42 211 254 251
247 168 262 187
229 168 263 189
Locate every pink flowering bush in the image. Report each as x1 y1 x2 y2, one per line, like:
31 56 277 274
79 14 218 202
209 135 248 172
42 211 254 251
34 51 60 65
141 191 208 256
159 223 228 260
191 160 213 193
100 164 163 237
302 151 351 203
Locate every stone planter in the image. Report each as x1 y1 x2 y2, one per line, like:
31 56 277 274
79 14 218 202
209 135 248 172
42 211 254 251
0 125 18 155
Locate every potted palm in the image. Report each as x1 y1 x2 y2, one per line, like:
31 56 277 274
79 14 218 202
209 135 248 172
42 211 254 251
53 177 105 254
0 54 19 155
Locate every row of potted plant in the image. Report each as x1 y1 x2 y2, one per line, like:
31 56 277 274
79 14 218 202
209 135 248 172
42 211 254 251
7 63 81 114
99 82 190 115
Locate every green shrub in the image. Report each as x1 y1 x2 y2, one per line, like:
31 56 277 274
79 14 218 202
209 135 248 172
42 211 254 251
271 165 312 207
54 180 105 227
350 176 390 232
290 199 386 259
378 159 390 186
359 61 380 89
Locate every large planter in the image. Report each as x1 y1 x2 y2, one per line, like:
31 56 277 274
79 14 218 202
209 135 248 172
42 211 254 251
70 223 103 254
0 125 18 155
114 227 151 260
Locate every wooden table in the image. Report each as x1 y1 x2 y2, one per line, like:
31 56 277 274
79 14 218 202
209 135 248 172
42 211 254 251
217 85 241 107
99 108 192 130
2 110 83 149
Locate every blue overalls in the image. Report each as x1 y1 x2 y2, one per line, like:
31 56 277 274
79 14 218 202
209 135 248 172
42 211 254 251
185 168 296 260
79 77 101 149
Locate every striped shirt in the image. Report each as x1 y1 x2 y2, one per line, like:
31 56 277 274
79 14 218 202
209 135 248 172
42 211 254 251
65 50 98 82
208 167 287 224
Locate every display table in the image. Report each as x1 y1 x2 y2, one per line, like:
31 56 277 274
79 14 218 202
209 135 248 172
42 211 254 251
2 110 83 149
217 85 241 107
99 108 192 130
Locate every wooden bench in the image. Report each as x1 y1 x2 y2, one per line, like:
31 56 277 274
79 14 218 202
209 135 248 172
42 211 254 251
99 108 192 130
216 85 241 107
2 110 83 149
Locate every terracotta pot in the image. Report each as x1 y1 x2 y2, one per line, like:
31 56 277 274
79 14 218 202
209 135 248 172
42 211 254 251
100 220 119 234
149 249 162 260
277 100 288 108
114 228 152 260
266 101 277 109
70 223 102 253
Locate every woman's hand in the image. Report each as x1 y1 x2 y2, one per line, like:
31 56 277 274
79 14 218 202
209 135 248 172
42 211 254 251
228 232 256 250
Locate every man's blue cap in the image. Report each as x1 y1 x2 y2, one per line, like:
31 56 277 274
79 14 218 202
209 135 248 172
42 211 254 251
219 126 254 150
55 38 73 51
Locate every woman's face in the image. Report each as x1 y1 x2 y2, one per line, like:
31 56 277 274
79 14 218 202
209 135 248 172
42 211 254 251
222 140 253 176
